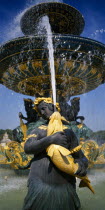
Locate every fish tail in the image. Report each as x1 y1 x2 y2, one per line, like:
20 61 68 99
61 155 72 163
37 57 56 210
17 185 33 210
79 180 95 194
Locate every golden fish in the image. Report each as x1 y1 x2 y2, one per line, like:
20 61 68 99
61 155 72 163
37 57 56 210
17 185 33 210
46 112 94 193
46 144 95 194
46 144 95 193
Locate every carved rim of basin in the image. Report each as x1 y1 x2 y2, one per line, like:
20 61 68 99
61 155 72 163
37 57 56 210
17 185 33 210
20 2 85 36
0 34 105 97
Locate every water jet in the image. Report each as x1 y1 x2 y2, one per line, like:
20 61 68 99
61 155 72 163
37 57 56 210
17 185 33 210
0 2 105 99
0 1 105 171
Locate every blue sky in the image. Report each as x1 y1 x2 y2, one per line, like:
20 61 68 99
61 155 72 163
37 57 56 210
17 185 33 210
0 0 105 131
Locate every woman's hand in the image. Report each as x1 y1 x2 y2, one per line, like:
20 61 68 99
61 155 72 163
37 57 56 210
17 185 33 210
74 159 87 176
50 131 68 147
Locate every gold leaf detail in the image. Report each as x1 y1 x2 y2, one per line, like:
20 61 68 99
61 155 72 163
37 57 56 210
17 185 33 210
38 125 47 130
26 134 37 140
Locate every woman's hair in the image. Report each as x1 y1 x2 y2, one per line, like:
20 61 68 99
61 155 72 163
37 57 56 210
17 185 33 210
33 97 60 113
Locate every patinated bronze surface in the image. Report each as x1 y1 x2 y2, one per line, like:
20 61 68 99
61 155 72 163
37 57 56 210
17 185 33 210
20 2 85 35
0 35 105 97
0 2 105 97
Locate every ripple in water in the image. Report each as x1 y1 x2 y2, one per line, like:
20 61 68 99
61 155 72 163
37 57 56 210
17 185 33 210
0 168 105 210
0 168 27 194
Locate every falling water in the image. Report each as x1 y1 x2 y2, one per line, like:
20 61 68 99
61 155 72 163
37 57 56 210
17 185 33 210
39 16 56 105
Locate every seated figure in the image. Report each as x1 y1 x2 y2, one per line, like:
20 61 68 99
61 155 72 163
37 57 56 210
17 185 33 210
19 98 39 124
59 97 80 122
13 98 39 143
59 97 93 142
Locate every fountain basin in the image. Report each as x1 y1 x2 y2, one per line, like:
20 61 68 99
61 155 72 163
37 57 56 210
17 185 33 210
20 2 85 36
0 34 105 97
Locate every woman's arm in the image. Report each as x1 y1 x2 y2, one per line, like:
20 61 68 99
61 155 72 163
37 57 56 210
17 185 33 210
24 128 68 156
24 128 52 155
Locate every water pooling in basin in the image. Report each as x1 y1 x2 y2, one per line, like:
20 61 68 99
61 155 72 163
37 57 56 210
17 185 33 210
0 167 105 210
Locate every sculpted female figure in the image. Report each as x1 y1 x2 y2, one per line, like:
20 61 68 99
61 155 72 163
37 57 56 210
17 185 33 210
22 97 88 210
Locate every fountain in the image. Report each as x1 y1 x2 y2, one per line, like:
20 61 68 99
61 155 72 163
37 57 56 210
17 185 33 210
0 2 105 169
0 2 105 99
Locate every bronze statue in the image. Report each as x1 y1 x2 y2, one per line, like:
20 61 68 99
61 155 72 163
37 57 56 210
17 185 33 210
12 98 39 143
22 97 88 210
59 97 80 121
19 98 39 124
